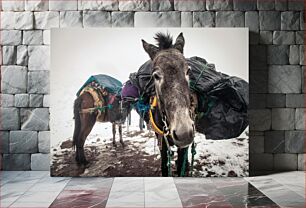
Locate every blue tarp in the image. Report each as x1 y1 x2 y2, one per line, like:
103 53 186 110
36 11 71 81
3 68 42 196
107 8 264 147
77 74 122 96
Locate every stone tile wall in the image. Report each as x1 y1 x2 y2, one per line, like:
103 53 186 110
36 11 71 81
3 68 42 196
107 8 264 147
0 0 304 174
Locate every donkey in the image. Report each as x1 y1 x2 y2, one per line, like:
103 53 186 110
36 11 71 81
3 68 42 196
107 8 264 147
73 92 131 165
142 32 196 176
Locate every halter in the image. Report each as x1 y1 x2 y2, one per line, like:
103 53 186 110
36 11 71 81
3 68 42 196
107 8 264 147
149 95 197 177
149 96 171 137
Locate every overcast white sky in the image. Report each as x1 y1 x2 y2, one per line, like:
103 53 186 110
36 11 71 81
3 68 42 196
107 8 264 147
50 28 248 145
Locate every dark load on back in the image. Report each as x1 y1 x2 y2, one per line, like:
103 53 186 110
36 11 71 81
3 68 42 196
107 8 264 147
128 56 249 140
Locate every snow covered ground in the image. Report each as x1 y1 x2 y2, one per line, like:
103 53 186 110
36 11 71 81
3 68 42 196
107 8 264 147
51 110 248 177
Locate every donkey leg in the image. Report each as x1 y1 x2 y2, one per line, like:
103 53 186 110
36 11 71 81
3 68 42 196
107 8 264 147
160 137 169 177
177 148 189 177
119 124 125 147
76 114 96 165
112 123 117 147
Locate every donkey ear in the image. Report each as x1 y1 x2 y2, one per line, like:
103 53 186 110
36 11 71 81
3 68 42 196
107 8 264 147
173 32 185 54
142 39 159 60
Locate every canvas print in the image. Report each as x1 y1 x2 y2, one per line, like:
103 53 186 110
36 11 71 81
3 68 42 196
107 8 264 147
50 28 249 177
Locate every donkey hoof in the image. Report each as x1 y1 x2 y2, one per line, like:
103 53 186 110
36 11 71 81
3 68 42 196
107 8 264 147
112 142 117 147
121 143 125 148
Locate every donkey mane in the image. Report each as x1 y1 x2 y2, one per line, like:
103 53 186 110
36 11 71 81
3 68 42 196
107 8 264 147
154 32 173 50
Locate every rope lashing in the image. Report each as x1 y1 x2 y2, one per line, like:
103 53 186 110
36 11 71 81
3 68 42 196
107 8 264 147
96 104 112 112
135 100 150 114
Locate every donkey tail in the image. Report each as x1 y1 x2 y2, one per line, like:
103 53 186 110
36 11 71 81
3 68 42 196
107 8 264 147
72 96 82 149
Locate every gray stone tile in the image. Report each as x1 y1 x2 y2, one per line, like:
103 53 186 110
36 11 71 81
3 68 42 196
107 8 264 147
49 0 77 11
10 131 38 153
268 65 301 93
0 108 20 130
271 108 295 130
249 93 266 109
1 66 27 94
273 31 295 45
83 11 112 27
250 70 268 93
0 94 14 107
250 45 267 68
59 11 83 28
0 131 9 154
3 154 31 170
31 153 50 170
151 0 173 11
78 0 118 10
267 45 289 64
289 45 300 64
216 11 244 27
264 131 285 153
288 0 304 11
266 93 285 108
295 108 304 130
112 12 134 27
275 0 287 11
260 31 273 44
249 153 273 170
274 153 298 170
135 12 181 27
298 154 305 170
281 11 300 30
233 0 256 10
21 108 49 131
249 135 264 153
174 0 205 11
193 12 215 27
257 0 274 10
206 0 233 10
259 11 281 30
286 94 304 107
27 71 50 94
249 109 271 131
181 12 192 27
285 130 304 153
119 0 150 11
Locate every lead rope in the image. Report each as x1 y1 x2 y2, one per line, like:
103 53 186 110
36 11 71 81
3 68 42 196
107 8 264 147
190 142 197 177
162 115 172 177
163 134 172 176
180 147 189 177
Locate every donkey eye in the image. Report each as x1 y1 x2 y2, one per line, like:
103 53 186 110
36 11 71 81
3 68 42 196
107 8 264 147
186 66 191 75
153 72 161 81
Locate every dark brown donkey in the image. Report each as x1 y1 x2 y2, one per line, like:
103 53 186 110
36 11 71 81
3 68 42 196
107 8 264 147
142 32 196 176
73 89 131 165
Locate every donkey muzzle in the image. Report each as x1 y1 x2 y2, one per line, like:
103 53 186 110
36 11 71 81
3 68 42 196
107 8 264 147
171 118 195 148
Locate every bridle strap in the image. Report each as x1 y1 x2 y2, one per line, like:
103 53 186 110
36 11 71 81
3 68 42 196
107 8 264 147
149 96 170 136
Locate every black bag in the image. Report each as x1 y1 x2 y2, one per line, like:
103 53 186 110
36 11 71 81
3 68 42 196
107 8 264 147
187 57 249 140
129 60 155 101
195 76 249 140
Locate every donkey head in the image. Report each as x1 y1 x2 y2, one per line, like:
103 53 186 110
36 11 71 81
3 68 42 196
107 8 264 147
142 32 194 148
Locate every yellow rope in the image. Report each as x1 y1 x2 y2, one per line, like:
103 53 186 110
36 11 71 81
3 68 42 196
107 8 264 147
149 96 165 136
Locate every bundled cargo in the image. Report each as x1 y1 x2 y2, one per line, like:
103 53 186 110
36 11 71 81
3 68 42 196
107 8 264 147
77 74 123 97
129 56 249 140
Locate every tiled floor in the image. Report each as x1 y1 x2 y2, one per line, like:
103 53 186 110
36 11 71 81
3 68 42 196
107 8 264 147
1 171 305 208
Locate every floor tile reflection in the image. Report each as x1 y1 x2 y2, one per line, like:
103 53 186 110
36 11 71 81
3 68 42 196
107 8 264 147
49 177 114 208
175 178 282 208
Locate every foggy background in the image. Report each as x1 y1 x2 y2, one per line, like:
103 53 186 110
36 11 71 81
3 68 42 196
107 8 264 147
50 28 248 146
